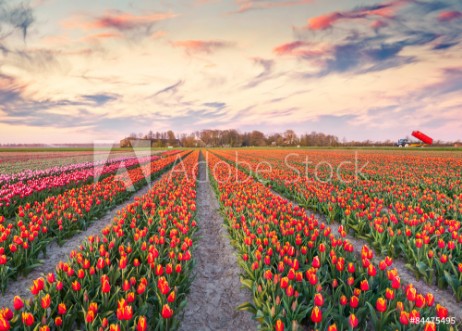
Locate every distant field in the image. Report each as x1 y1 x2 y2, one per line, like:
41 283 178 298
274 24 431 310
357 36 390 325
0 149 164 174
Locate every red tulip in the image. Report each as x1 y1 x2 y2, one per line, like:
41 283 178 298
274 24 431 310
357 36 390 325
312 256 320 268
436 304 448 318
280 277 289 289
21 312 34 326
72 280 81 291
415 294 425 308
360 279 369 291
161 304 174 319
399 311 409 325
348 314 359 328
310 306 322 323
423 322 436 331
137 316 148 331
376 297 387 313
41 294 51 309
275 319 284 331
350 296 359 308
58 303 67 315
0 319 10 331
426 293 434 306
167 291 176 303
86 310 95 323
13 296 24 311
314 293 324 307
327 324 337 331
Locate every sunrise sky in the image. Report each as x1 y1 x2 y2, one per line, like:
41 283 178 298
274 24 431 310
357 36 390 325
0 0 461 143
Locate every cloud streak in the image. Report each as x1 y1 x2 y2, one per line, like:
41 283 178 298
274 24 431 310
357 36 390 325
438 10 462 21
307 1 404 30
63 10 177 37
280 0 462 76
233 0 312 14
172 40 233 54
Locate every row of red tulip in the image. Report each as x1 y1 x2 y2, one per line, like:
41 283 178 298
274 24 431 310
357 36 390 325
0 151 199 330
0 155 167 218
0 151 189 292
206 151 456 331
213 149 462 301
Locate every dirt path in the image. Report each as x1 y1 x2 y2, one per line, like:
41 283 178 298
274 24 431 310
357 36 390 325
270 189 462 322
179 152 257 331
0 183 156 309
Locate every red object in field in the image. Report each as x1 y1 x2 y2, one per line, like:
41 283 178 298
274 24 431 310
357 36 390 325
412 131 433 145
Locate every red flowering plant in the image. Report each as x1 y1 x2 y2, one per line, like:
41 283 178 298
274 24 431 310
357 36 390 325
214 149 462 302
0 152 189 293
0 152 198 330
207 151 456 331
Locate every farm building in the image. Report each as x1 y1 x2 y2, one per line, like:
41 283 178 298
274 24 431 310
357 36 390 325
120 137 182 148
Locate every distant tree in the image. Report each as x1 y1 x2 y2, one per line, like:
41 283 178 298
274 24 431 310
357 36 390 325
200 130 214 146
250 130 266 146
284 129 298 145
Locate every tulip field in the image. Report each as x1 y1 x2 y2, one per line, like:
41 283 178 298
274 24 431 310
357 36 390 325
0 148 461 330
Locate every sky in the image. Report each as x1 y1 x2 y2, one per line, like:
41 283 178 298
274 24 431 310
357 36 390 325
0 0 461 144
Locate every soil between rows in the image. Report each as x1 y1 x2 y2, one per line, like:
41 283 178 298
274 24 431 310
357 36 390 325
178 152 257 331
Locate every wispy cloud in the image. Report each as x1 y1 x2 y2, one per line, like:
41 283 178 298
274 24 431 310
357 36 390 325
242 57 276 88
0 1 35 40
233 0 312 14
63 10 177 36
306 1 406 30
152 80 184 97
273 41 330 58
171 40 233 54
81 93 119 106
282 0 462 76
438 10 462 21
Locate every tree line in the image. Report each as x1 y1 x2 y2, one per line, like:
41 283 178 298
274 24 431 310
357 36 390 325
128 129 460 147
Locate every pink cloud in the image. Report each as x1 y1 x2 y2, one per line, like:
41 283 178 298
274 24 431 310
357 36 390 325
438 11 462 22
307 0 407 30
273 41 330 58
371 20 389 30
234 0 312 14
308 13 342 30
172 40 233 54
81 32 122 42
63 11 177 31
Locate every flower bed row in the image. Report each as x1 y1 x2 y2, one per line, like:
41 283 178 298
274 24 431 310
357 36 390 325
0 153 175 218
206 151 456 331
0 151 198 330
213 149 462 301
0 151 189 292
